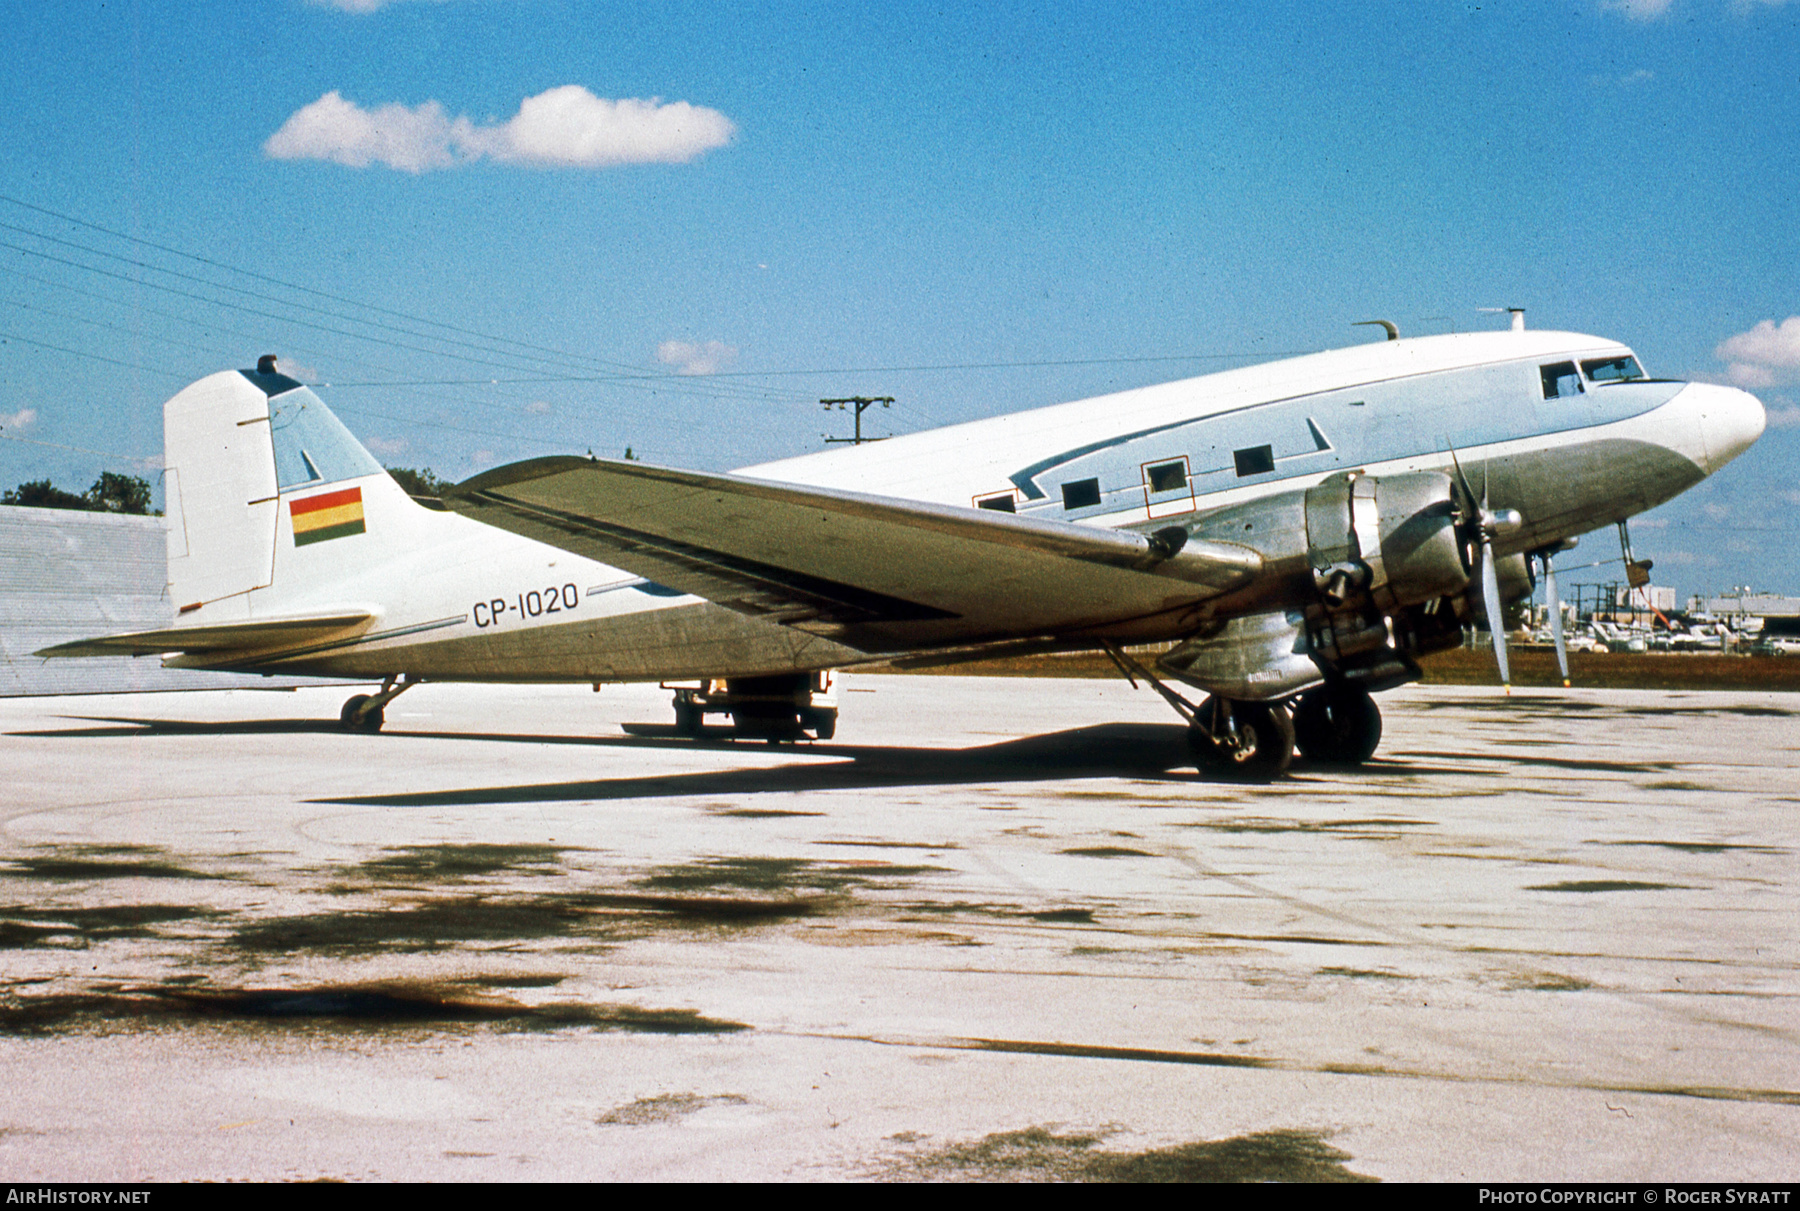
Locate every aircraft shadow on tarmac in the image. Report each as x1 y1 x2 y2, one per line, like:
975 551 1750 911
329 722 1215 806
17 715 1232 802
17 713 1644 797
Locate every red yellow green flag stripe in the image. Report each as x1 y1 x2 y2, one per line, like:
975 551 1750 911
289 486 365 546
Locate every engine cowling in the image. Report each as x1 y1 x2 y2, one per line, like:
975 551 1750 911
1303 471 1471 612
1161 471 1480 698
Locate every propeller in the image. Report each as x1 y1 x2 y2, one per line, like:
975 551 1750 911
1539 551 1570 687
1448 449 1523 691
1479 538 1510 689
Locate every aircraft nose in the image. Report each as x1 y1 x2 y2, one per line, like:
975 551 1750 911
1688 382 1766 474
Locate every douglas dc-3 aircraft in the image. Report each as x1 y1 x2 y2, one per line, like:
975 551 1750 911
41 321 1765 780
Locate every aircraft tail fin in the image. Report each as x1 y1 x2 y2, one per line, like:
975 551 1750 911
162 363 445 624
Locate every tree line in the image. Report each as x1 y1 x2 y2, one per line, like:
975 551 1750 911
2 472 154 515
1 467 448 516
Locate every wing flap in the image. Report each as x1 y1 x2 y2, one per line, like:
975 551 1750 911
447 457 1260 651
36 613 375 659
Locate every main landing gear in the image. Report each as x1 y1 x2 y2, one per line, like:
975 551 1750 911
1187 696 1297 781
1102 645 1383 781
666 673 839 745
339 674 418 733
1290 681 1382 766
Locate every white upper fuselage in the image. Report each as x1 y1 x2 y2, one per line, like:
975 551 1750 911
744 330 1759 529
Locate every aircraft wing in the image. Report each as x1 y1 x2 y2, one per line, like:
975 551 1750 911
446 457 1261 653
35 613 374 659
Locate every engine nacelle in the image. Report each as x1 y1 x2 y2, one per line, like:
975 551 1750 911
1303 471 1470 613
1158 609 1323 702
1167 471 1477 696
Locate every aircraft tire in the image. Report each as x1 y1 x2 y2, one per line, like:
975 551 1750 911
800 707 837 741
673 700 702 738
339 694 384 733
1292 684 1382 766
730 705 803 744
1188 698 1293 782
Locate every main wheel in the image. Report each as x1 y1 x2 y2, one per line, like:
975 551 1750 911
730 704 803 743
672 699 702 738
1187 697 1293 782
800 706 837 741
1292 683 1382 766
339 694 384 733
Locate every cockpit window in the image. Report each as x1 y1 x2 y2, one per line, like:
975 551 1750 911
1581 355 1646 383
1540 362 1584 400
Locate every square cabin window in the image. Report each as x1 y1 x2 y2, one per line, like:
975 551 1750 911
1147 461 1187 494
1061 478 1102 510
1540 362 1584 399
1233 445 1275 477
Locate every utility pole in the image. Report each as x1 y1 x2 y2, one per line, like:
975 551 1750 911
821 396 892 446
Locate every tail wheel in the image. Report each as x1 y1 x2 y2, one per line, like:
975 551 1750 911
1292 684 1382 765
1188 698 1293 782
339 694 384 733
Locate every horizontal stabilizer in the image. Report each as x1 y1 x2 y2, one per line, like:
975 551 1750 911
447 457 1261 652
36 613 374 659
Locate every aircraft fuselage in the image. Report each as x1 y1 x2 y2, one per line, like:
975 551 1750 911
125 329 1762 691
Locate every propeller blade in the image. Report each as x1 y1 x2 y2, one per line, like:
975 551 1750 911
1542 555 1570 687
1447 444 1478 515
1481 539 1510 691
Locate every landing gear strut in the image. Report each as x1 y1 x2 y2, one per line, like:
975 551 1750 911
1101 643 1293 782
1188 696 1296 781
665 672 838 743
339 674 417 733
1291 682 1382 766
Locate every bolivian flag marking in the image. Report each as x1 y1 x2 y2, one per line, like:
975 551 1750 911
290 486 366 547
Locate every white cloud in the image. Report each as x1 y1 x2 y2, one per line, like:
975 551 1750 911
1716 316 1800 386
364 435 409 455
1589 67 1656 88
1601 0 1675 18
491 88 735 167
1602 0 1797 16
264 92 464 172
308 0 449 11
265 86 735 173
524 400 552 415
1765 404 1800 429
657 339 738 376
0 408 37 430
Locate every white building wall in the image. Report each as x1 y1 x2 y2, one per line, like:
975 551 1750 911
0 506 328 696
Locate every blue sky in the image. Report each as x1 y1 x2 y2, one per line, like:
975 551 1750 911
1 0 1797 602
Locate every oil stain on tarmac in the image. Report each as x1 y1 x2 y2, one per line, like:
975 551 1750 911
873 1125 1377 1182
0 981 748 1037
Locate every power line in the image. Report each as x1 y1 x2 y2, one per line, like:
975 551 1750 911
0 194 655 377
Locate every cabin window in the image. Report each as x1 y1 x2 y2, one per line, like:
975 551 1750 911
1581 356 1645 383
1146 460 1187 494
1233 445 1275 477
976 493 1017 513
1540 362 1584 399
1061 478 1102 510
